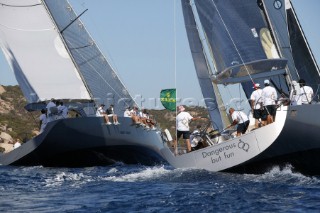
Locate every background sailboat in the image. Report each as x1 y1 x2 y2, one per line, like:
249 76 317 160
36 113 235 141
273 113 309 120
0 0 165 166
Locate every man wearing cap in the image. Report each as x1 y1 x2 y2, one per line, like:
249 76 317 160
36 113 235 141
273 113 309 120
250 83 263 128
174 105 202 154
261 79 278 124
96 104 111 125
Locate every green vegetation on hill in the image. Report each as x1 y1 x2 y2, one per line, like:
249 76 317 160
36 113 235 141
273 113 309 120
0 85 211 142
149 106 210 138
0 85 39 141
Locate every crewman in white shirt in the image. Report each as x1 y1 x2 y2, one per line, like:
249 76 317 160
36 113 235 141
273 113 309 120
227 108 249 137
298 79 314 104
261 79 278 125
250 83 263 128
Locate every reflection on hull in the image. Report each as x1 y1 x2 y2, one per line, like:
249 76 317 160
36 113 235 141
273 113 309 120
0 117 166 167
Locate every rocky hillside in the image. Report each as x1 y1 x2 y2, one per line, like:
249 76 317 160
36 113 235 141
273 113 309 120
0 85 39 152
149 106 210 138
0 85 210 153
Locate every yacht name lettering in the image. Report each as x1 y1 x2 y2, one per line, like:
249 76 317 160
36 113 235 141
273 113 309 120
210 152 235 164
202 143 236 158
238 139 250 152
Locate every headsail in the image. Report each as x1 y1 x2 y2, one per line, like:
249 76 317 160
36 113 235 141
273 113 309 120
0 0 91 102
285 1 320 92
0 0 135 115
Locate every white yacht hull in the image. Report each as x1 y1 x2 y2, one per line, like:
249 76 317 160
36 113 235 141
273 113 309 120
160 105 320 175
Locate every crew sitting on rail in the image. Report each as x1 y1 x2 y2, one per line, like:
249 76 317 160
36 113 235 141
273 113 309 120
130 106 141 124
124 107 131 117
96 104 111 125
106 104 120 125
139 108 156 130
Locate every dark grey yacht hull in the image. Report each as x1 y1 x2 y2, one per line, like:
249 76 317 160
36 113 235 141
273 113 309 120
0 117 166 167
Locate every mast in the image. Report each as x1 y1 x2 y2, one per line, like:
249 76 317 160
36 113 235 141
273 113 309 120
181 0 224 130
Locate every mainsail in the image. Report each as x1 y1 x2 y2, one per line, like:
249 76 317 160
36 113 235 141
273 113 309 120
0 0 135 115
192 0 290 97
181 0 224 130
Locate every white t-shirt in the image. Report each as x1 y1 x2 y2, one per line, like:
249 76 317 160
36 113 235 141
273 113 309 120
300 86 314 104
46 101 56 114
262 86 277 106
96 107 105 117
176 111 193 131
139 112 149 118
124 109 131 117
130 109 138 116
250 89 263 109
290 80 301 106
231 111 249 124
39 114 47 133
58 105 68 118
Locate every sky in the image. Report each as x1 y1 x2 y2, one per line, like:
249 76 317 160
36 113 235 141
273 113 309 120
0 0 319 109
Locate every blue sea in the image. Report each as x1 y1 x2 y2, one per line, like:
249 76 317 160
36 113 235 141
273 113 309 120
1 163 320 212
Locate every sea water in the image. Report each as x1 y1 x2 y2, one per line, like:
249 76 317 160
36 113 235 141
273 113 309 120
1 163 320 212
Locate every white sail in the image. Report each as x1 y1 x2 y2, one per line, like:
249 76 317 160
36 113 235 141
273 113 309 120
0 0 91 102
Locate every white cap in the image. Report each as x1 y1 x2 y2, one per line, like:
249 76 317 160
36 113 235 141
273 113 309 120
253 83 260 88
264 79 270 84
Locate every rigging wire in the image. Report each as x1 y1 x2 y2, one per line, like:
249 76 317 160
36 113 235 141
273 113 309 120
210 0 255 86
174 0 178 142
64 2 132 108
67 39 131 107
